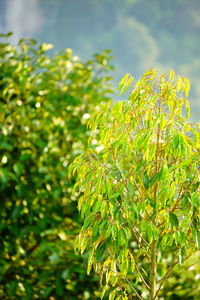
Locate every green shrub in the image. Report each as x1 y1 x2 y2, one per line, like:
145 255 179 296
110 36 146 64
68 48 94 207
0 34 113 299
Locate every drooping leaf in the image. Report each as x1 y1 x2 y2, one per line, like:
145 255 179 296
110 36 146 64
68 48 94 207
169 212 179 229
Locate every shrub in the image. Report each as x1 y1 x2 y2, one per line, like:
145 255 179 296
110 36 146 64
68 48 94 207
0 33 113 299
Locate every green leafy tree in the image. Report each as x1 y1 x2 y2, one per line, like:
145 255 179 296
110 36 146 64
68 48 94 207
0 33 113 299
70 70 200 299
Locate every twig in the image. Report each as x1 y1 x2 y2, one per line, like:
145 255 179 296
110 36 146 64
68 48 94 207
107 250 144 300
154 253 194 299
131 250 150 290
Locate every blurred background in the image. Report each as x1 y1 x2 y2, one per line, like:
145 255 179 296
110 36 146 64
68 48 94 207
0 0 200 120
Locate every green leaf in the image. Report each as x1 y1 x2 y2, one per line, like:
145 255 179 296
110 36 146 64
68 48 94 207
143 173 150 190
101 285 108 299
118 229 126 246
13 162 23 176
6 280 18 297
109 291 116 300
96 243 107 262
40 43 54 52
178 248 184 265
147 226 153 243
181 196 189 212
127 181 135 196
141 220 147 231
118 73 130 90
123 227 132 240
195 231 200 249
111 225 117 240
83 214 94 230
169 212 179 229
149 173 159 188
151 224 159 240
61 269 69 280
0 32 13 38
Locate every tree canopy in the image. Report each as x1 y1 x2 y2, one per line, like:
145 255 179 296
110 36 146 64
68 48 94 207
71 70 200 299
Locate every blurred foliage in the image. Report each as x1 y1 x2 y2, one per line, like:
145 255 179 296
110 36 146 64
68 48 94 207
0 34 113 299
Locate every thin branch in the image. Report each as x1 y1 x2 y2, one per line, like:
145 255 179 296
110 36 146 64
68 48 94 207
131 227 151 265
124 275 144 300
131 250 150 290
171 181 192 213
132 226 150 249
154 253 194 299
107 250 144 300
154 261 178 299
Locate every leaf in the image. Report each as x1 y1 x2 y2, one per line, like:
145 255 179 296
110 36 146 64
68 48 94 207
0 141 13 151
6 280 17 297
101 285 108 299
127 181 135 196
141 220 147 231
42 287 54 298
147 226 153 243
176 76 182 92
151 224 159 240
96 242 107 261
111 225 117 240
118 73 134 95
195 231 200 249
123 227 132 240
61 269 69 280
135 160 143 173
181 196 189 212
40 43 54 52
0 32 13 38
149 173 159 188
87 251 94 275
109 291 116 300
13 162 23 176
148 197 156 209
184 77 190 97
118 73 130 90
143 173 150 190
118 229 126 246
169 212 179 229
11 205 22 220
178 248 184 265
185 99 190 118
169 70 175 80
0 168 9 183
83 214 94 230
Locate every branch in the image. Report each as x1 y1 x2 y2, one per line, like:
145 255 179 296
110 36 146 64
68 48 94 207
107 249 144 300
131 250 150 290
154 260 178 299
124 275 144 300
132 226 150 250
154 253 194 299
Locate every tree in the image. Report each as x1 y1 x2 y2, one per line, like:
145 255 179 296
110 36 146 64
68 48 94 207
70 70 200 299
0 33 113 299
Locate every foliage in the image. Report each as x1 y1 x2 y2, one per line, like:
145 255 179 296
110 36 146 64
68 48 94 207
71 70 200 299
0 34 113 299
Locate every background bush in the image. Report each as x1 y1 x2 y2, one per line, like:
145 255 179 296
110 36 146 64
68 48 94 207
0 36 113 299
